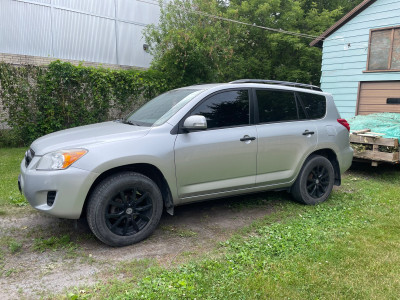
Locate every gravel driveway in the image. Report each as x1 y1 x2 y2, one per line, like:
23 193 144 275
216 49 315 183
0 193 278 299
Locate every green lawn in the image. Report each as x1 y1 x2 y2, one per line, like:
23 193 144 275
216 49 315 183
1 148 400 299
66 164 400 299
0 148 26 207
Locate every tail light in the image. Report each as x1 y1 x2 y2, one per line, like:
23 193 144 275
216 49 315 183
337 118 350 131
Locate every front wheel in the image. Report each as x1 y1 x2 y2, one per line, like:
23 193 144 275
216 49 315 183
87 172 163 247
291 155 335 205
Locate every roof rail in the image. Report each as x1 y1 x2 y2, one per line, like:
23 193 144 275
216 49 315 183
229 79 322 91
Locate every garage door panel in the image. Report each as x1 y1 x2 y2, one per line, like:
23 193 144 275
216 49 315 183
360 90 400 98
359 97 399 105
361 82 400 90
358 81 400 115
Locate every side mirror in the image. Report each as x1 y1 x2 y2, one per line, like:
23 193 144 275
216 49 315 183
183 115 207 131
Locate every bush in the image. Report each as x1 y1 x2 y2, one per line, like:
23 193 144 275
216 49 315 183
0 129 23 148
0 61 170 146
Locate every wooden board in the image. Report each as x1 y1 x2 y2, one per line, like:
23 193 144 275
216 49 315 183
352 149 399 162
350 135 399 147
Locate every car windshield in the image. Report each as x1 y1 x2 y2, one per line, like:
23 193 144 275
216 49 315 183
124 89 203 126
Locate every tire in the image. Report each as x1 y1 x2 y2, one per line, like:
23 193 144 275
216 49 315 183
87 172 163 247
291 155 335 205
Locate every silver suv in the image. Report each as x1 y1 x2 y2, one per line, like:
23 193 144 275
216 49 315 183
19 80 353 246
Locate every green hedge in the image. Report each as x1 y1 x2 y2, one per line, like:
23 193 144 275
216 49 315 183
0 61 170 146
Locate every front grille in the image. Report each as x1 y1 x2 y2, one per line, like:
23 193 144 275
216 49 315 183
25 148 35 168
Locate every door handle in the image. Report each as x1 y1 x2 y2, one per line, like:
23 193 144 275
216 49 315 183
302 130 315 136
240 136 256 142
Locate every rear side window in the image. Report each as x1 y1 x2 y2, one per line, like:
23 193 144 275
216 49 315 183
190 90 249 129
298 92 326 119
256 90 298 123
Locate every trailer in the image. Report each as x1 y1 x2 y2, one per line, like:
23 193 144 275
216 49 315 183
350 129 399 166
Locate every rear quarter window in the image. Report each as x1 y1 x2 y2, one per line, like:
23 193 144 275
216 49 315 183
298 92 326 119
256 90 298 123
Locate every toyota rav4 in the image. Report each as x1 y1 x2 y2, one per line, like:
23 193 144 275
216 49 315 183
19 79 353 246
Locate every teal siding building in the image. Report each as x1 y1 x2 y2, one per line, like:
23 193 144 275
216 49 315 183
311 0 400 119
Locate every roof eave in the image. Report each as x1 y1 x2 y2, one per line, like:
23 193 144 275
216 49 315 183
310 0 377 48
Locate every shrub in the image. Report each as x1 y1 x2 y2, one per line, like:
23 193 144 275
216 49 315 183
0 61 170 146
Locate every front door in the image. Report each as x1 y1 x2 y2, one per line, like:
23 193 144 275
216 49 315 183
174 89 257 200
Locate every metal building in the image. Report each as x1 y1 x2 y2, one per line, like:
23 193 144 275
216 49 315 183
0 0 161 68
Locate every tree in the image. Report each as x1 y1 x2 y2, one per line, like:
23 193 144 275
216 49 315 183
301 0 364 14
144 0 346 87
144 0 235 87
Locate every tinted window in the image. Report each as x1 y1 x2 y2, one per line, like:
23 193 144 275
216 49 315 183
256 90 298 123
298 92 326 119
190 90 249 129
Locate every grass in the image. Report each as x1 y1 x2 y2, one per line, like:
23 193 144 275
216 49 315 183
63 163 400 299
33 234 79 257
1 148 400 298
0 148 27 207
161 225 198 238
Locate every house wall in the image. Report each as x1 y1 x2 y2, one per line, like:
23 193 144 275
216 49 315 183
0 0 160 69
320 0 400 119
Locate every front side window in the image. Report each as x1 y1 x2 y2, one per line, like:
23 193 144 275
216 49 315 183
368 26 400 71
190 90 250 129
256 90 298 123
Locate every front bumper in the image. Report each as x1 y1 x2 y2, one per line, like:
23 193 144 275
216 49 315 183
19 158 98 219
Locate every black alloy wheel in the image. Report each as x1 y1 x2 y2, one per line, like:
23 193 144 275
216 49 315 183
291 155 335 205
87 172 163 247
105 188 153 236
306 165 330 199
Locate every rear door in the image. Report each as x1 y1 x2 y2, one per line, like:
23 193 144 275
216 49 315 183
174 89 257 200
255 89 318 186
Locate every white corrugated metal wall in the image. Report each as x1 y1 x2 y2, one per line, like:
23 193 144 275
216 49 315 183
0 0 160 68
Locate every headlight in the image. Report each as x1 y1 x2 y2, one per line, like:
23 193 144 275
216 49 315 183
36 149 88 170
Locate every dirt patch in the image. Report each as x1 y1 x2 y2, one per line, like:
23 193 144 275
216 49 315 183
0 193 281 299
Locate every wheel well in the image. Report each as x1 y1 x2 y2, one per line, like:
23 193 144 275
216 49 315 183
81 164 174 218
310 149 341 186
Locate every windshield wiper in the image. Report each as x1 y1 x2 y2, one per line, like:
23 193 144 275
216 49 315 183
122 120 141 126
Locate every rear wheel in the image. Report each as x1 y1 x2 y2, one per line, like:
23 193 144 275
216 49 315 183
291 155 335 205
87 172 163 247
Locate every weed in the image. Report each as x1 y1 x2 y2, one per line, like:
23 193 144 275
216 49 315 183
9 195 27 207
33 234 78 254
8 240 22 254
161 225 198 238
3 268 16 277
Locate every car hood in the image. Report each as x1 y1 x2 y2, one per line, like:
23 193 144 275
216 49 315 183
31 121 150 155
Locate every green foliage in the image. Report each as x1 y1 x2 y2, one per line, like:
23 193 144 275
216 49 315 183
0 148 26 206
144 0 345 87
144 0 236 87
8 240 22 254
0 129 22 148
33 234 77 253
301 0 364 13
0 61 170 146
